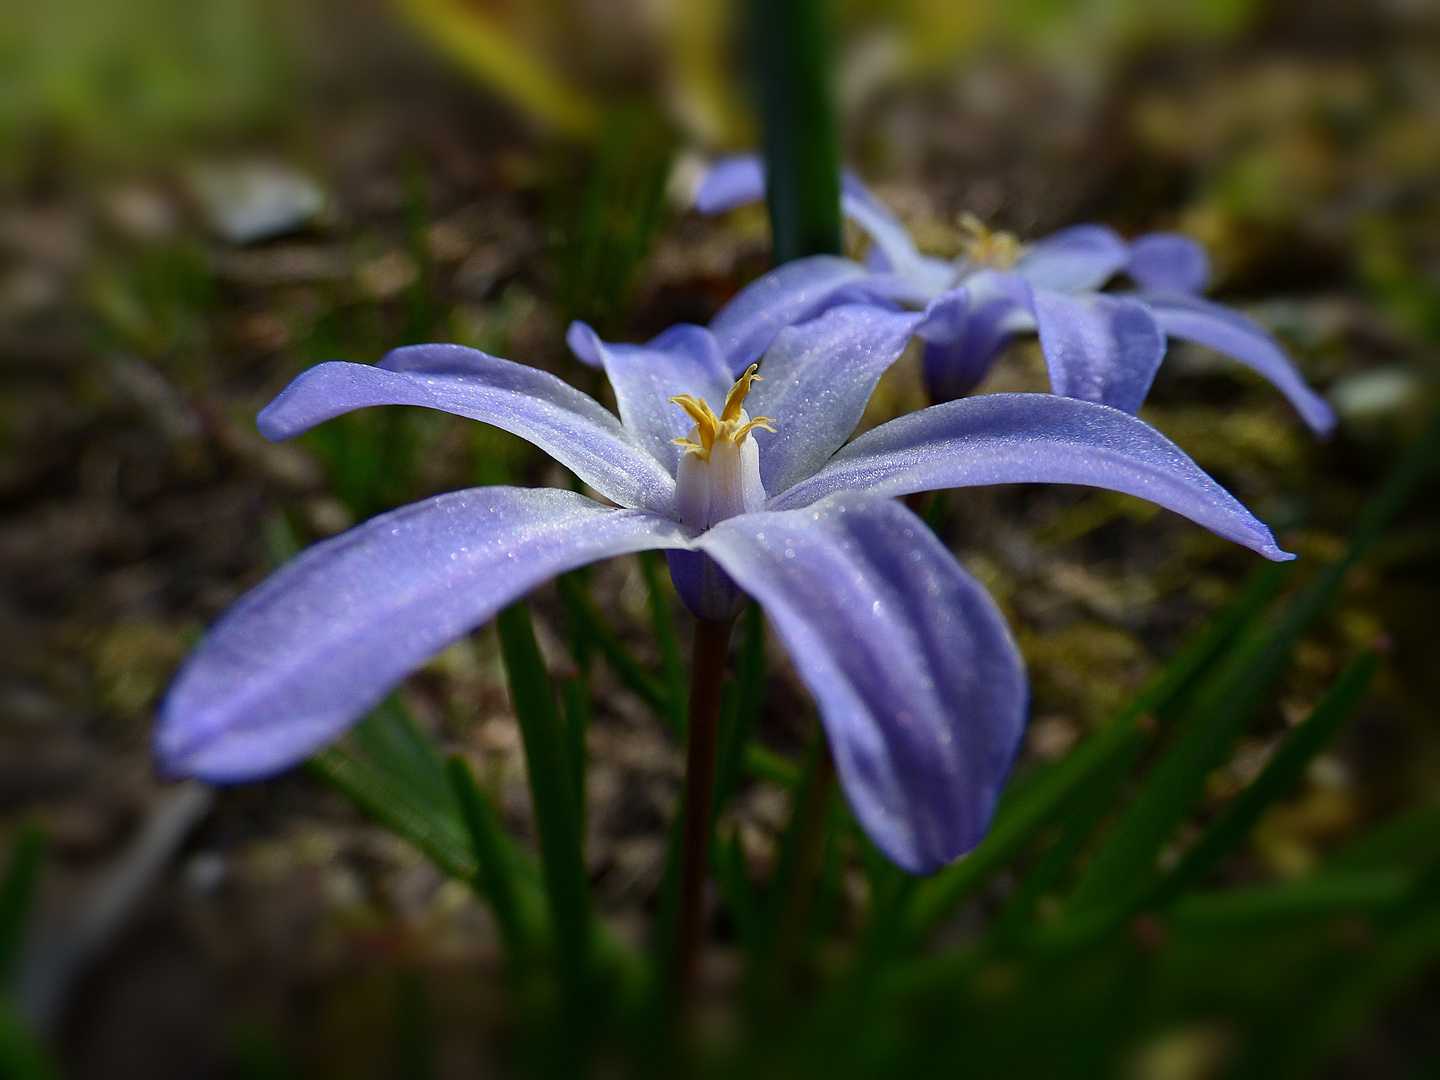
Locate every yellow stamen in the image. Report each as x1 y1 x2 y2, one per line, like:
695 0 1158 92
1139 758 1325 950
721 363 762 422
958 212 1022 270
668 365 776 462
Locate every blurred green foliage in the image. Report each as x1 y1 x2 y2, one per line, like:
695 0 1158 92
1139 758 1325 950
0 0 290 168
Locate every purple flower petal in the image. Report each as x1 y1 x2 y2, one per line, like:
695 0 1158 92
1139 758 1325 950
1143 293 1337 436
770 393 1293 561
258 349 675 512
693 154 948 289
698 493 1027 874
566 321 733 474
1014 224 1129 293
1127 232 1209 294
157 488 694 782
708 255 880 374
1032 291 1166 414
841 192 954 295
913 283 1026 404
693 155 766 213
748 305 922 495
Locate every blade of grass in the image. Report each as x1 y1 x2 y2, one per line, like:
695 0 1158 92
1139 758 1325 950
1324 799 1440 875
1264 856 1440 1078
495 601 591 1014
556 573 673 727
747 737 835 1023
713 830 762 961
560 677 590 825
639 551 686 731
904 562 1290 939
310 703 477 882
1059 413 1440 929
714 604 766 820
1169 871 1410 929
349 697 455 814
1149 649 1380 908
745 743 799 790
446 756 533 976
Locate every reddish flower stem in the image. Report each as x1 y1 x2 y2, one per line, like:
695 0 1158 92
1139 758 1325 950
675 615 736 999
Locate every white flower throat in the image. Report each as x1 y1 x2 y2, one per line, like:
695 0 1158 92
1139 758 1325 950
669 364 775 530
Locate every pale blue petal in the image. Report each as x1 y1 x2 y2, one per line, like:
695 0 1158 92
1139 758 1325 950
708 255 878 374
841 192 955 296
698 494 1027 874
770 393 1293 561
1033 290 1166 414
748 305 922 495
566 321 733 474
1144 293 1337 436
693 155 766 213
913 283 1026 403
1126 232 1209 294
157 488 694 782
1014 224 1129 293
259 349 675 512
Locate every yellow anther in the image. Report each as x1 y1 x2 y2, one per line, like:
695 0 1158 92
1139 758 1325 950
958 212 1022 270
668 365 776 462
734 416 776 440
721 364 762 422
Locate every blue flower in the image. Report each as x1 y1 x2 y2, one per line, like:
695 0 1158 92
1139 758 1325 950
157 306 1291 873
688 154 1335 435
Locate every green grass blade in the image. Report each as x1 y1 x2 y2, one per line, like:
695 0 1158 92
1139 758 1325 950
1152 649 1380 906
495 602 592 1005
745 743 798 790
714 604 766 820
904 563 1289 939
0 823 44 989
1263 858 1440 1078
1169 871 1410 929
748 738 835 1021
1324 799 1440 875
310 701 476 881
1061 412 1440 926
349 696 454 813
561 677 590 826
446 756 532 975
555 103 675 329
713 830 761 960
639 551 686 731
555 573 674 727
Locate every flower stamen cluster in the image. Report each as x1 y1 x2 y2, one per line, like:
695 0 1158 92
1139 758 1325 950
669 363 776 461
958 212 1023 271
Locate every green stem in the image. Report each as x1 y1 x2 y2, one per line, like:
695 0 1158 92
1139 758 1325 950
752 0 843 263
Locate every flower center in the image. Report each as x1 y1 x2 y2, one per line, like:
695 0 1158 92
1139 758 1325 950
668 364 776 529
958 212 1023 271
